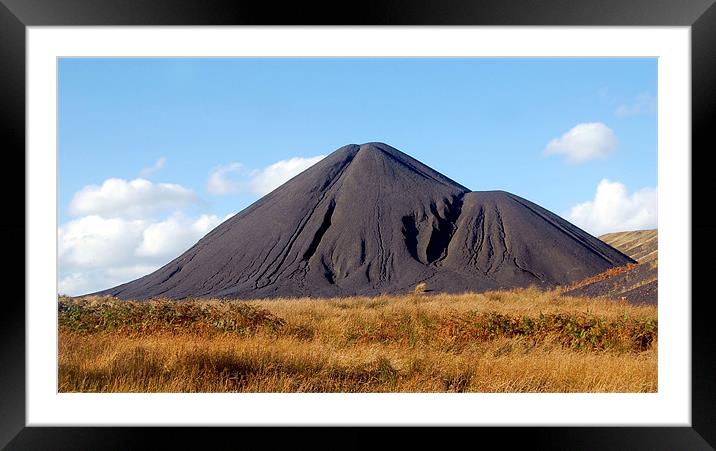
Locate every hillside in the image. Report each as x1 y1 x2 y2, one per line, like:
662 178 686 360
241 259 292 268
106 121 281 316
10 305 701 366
600 229 658 264
92 142 633 300
563 229 657 304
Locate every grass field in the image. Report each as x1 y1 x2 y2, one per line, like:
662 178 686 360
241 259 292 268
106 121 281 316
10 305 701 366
58 288 657 393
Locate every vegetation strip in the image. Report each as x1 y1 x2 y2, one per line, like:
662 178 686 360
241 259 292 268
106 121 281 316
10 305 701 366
59 294 656 353
58 290 657 393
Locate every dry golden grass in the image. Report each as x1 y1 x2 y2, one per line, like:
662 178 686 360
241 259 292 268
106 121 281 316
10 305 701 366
58 287 657 393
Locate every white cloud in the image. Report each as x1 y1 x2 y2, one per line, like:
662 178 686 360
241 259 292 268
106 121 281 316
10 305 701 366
249 156 326 195
58 215 148 269
207 155 326 196
58 272 99 297
567 179 657 236
206 162 246 195
544 122 618 164
139 156 167 178
60 171 237 296
615 93 657 118
58 212 234 295
135 213 231 259
69 177 197 218
59 266 161 297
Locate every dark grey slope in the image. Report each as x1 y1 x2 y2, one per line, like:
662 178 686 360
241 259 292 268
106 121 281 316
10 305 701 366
434 191 634 291
95 142 634 300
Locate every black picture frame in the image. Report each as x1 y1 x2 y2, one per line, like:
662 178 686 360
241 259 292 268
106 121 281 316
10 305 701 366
2 0 714 449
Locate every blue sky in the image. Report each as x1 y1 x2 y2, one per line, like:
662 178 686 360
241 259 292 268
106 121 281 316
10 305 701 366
58 58 657 295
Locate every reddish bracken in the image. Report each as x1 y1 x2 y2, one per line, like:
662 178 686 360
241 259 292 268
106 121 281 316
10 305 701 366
563 263 639 292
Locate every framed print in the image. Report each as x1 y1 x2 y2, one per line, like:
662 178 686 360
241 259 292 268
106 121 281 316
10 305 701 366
3 0 715 448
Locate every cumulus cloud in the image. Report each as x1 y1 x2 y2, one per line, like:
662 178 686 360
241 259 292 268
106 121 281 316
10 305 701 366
544 122 618 164
135 213 232 259
206 162 246 195
615 93 657 118
59 171 237 295
249 156 326 195
139 156 167 178
567 179 657 236
59 266 161 297
69 177 197 218
58 272 106 297
59 215 148 269
58 212 234 295
207 155 326 196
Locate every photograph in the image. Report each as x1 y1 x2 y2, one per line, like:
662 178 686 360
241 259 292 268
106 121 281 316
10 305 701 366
0 0 710 440
57 57 658 393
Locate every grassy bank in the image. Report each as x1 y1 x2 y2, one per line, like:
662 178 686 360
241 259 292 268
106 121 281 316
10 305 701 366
58 288 657 393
